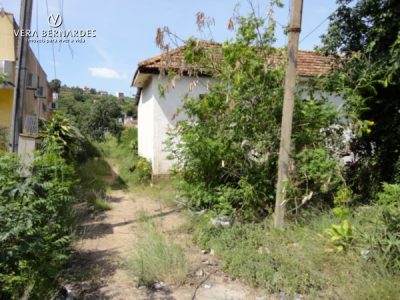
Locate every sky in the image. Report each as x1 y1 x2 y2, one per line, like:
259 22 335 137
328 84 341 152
2 0 338 97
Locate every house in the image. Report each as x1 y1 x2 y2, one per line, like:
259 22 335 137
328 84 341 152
0 10 52 140
132 43 336 175
116 92 125 98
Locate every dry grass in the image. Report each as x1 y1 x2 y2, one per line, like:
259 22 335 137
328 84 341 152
126 214 188 286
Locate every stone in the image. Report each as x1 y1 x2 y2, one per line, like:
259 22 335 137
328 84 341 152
195 269 205 277
153 282 164 290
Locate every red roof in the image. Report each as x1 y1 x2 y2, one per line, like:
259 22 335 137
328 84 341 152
132 42 334 87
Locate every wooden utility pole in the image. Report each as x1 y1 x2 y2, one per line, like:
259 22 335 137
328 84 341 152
274 0 303 229
10 0 33 152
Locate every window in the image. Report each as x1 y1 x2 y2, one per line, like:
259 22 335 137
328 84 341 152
37 86 43 97
26 72 33 87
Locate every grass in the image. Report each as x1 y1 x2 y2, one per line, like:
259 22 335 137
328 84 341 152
94 129 151 188
188 210 400 299
90 194 112 211
132 177 178 207
76 157 117 212
75 128 142 211
126 212 188 286
77 157 113 190
74 129 183 287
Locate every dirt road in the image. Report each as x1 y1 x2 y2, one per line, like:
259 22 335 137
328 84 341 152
64 185 266 300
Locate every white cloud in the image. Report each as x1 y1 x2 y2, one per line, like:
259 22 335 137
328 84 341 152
88 67 127 79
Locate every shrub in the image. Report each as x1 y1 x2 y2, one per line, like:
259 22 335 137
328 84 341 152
0 150 75 299
0 127 8 152
354 184 400 274
40 112 99 164
83 97 123 141
130 157 152 183
166 15 342 219
40 112 82 161
0 114 81 298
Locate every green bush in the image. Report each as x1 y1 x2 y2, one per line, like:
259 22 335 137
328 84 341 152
95 128 151 186
0 127 8 152
39 112 82 161
0 151 75 299
167 14 342 220
354 184 400 274
0 114 82 299
130 157 152 183
40 112 99 163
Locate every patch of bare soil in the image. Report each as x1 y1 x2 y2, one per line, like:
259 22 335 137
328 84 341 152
64 177 267 299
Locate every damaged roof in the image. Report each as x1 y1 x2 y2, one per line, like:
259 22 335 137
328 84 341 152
132 42 335 88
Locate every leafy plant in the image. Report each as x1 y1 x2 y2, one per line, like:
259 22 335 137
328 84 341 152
0 127 9 152
0 113 84 298
130 157 152 183
40 112 82 161
166 8 342 220
320 0 400 199
0 73 8 84
325 219 354 252
0 149 75 298
373 183 400 273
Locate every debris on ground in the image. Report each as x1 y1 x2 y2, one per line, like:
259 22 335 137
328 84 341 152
202 283 212 289
210 216 231 227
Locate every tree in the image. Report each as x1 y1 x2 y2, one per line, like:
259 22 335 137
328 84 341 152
320 0 400 197
322 0 400 59
49 79 61 94
85 96 123 141
164 8 342 220
57 86 125 141
121 98 138 118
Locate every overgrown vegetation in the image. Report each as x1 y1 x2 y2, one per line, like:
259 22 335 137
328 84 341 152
165 6 343 221
189 197 400 299
0 104 144 298
0 127 8 152
320 0 400 199
57 85 136 141
157 0 400 296
0 115 78 299
94 128 151 186
127 212 188 286
55 83 150 211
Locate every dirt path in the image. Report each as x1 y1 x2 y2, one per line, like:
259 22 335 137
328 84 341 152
65 176 266 299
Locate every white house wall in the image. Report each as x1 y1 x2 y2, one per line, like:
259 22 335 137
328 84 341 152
138 81 154 162
151 75 213 174
138 76 343 175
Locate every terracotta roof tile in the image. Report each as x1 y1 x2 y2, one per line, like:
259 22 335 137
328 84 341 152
134 43 334 82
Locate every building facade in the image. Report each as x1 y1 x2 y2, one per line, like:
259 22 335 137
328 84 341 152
132 44 337 175
0 11 52 137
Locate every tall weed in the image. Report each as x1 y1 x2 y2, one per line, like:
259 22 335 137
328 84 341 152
127 220 188 286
